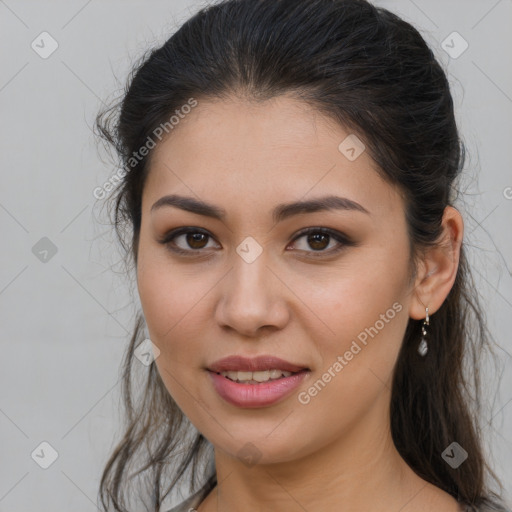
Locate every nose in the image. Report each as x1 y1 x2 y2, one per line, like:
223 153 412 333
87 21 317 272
214 253 290 338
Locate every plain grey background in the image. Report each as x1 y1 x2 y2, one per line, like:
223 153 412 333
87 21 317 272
1 0 511 510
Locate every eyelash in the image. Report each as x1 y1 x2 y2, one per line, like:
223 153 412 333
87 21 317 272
158 226 354 259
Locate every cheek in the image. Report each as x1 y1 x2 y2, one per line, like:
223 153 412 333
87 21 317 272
291 279 407 450
136 258 208 413
136 248 206 340
292 256 408 379
136 262 177 341
136 252 217 392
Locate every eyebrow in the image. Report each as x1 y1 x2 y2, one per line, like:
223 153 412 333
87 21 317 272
150 194 370 223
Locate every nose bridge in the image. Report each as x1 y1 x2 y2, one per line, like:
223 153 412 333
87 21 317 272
229 242 273 308
215 240 289 334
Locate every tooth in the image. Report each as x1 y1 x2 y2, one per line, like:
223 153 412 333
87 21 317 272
217 369 296 382
252 370 270 382
236 371 253 381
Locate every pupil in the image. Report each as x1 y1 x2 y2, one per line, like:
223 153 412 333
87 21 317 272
188 233 207 248
309 233 328 250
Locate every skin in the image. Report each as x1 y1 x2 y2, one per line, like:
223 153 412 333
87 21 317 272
136 94 464 512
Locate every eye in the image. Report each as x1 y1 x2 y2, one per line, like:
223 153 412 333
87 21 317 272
159 227 218 256
288 227 353 257
158 226 353 258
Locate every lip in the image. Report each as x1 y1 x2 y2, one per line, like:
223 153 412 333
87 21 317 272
207 369 310 408
207 355 309 373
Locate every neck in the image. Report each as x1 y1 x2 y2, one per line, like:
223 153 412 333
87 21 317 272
200 399 437 511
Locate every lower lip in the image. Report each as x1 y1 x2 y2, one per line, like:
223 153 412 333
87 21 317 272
207 370 309 408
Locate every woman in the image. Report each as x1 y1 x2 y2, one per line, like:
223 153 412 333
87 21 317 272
94 0 511 510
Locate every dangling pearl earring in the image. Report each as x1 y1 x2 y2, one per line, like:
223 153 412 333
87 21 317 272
418 306 429 357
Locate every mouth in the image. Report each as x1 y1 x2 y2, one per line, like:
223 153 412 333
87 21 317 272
205 355 311 408
207 369 310 408
207 354 310 374
210 368 308 384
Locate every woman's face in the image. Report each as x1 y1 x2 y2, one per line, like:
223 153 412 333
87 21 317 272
136 95 417 464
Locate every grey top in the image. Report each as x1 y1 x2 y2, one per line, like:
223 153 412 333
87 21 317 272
163 476 511 512
164 475 216 512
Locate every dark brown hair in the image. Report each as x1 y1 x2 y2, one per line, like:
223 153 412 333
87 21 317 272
94 0 509 510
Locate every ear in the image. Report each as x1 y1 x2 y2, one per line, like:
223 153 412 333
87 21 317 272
409 206 464 320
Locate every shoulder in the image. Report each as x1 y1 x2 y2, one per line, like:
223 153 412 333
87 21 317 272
163 489 204 512
162 475 217 512
461 498 512 512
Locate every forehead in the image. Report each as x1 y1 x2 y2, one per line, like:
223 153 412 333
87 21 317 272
143 95 403 222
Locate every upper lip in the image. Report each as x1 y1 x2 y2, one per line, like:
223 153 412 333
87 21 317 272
207 355 309 373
